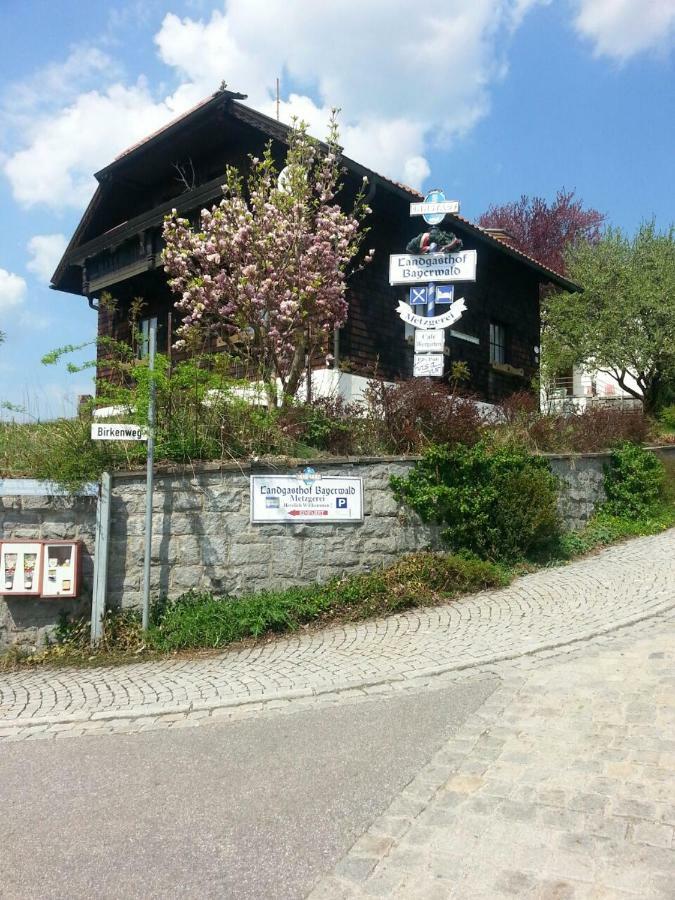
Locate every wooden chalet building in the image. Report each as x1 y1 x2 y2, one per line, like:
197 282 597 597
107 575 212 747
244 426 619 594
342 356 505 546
52 88 576 403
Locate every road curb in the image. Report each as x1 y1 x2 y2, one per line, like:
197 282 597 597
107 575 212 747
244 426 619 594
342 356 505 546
2 597 673 732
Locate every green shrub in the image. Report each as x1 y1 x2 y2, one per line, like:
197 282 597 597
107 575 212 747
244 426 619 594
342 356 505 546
659 404 675 432
601 442 665 517
391 441 560 562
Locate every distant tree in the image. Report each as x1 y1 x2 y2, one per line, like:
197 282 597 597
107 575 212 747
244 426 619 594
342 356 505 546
162 113 373 406
544 222 675 414
479 189 604 274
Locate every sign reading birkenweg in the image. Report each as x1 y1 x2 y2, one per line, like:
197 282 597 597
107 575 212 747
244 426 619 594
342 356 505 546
389 250 477 285
91 423 148 442
251 469 363 523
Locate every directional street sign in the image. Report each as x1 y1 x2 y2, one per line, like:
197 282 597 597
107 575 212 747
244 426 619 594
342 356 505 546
91 423 148 442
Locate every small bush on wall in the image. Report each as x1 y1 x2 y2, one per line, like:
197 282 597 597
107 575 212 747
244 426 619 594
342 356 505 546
391 441 560 562
601 442 665 517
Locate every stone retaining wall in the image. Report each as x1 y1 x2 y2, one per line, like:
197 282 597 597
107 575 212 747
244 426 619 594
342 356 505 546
108 459 442 610
0 495 96 649
2 446 674 647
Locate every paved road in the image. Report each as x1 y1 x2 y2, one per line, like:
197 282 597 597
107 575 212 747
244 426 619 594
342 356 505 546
311 610 675 900
1 530 674 741
0 676 496 900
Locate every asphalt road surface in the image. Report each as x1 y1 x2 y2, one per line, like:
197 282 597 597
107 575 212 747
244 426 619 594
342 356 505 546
1 677 496 899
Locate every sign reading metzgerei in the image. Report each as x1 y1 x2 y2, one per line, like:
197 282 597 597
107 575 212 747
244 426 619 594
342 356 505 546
389 250 477 285
250 473 364 523
90 423 148 442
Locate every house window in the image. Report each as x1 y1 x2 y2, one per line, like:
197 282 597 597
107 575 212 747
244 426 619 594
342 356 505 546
489 323 506 364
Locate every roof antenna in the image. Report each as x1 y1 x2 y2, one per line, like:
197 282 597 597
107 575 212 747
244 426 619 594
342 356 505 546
276 77 280 121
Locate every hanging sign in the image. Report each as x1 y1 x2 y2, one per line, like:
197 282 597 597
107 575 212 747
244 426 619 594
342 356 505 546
389 250 477 285
413 354 445 377
91 423 148 442
415 329 445 353
396 298 466 330
251 469 363 523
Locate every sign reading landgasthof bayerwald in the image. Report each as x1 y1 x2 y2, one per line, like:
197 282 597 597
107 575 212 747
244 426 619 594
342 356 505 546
251 468 363 523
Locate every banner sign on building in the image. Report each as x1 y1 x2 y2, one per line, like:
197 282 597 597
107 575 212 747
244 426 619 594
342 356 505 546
413 354 445 377
91 423 148 442
389 250 477 285
415 329 445 353
250 470 363 523
396 298 466 330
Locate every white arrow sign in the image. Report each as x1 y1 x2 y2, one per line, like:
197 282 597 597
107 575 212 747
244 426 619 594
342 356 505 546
396 298 466 330
389 250 477 285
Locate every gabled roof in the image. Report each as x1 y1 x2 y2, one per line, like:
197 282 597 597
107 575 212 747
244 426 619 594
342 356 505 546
52 89 579 294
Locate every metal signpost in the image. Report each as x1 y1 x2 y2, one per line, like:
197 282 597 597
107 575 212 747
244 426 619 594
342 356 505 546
391 189 478 377
141 319 157 631
90 317 156 633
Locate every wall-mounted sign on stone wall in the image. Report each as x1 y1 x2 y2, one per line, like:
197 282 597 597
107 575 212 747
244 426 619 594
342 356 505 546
250 469 363 523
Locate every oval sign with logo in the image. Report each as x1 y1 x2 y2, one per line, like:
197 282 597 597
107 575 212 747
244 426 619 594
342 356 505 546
422 189 447 226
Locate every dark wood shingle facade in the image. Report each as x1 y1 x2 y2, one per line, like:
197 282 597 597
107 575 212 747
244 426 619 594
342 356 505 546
52 89 576 402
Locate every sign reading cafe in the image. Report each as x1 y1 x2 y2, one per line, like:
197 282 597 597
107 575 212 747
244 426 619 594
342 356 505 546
251 468 364 524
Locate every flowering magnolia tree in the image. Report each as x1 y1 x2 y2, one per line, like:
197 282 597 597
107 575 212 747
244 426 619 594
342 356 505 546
162 113 373 405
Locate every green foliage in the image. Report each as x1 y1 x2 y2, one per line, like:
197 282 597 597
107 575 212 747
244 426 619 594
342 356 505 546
391 441 561 562
544 221 675 413
601 442 665 517
148 551 509 651
0 416 145 492
3 552 509 665
659 404 675 433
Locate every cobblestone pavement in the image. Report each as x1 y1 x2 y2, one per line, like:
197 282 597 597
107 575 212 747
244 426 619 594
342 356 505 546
1 530 674 743
309 609 675 900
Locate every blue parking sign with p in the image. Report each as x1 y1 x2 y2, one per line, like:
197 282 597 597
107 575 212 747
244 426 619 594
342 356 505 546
336 497 348 509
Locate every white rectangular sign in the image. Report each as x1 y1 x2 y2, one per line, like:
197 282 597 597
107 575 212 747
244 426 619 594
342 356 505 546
410 200 460 217
91 423 148 442
413 354 445 377
415 329 445 353
250 474 363 523
389 250 477 285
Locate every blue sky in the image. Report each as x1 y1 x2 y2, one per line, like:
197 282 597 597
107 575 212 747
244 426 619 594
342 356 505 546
1 0 673 419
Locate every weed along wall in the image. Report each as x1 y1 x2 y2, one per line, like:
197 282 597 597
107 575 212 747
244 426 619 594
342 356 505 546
107 458 443 610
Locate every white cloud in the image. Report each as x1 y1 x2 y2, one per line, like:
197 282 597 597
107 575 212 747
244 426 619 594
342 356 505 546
573 0 675 60
4 80 192 210
0 268 27 313
3 0 547 208
27 234 69 284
